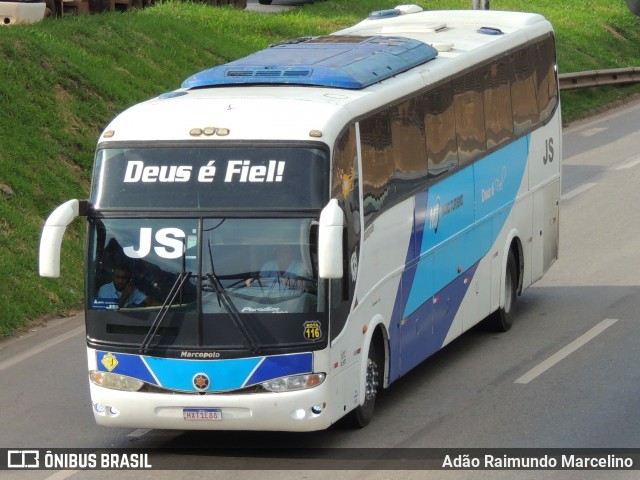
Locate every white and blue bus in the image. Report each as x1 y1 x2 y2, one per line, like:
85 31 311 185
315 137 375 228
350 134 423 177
39 6 561 432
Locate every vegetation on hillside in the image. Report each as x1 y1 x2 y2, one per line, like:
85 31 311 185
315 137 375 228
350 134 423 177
0 0 639 336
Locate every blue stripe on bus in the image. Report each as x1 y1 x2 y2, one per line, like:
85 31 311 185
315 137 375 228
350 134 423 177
96 351 158 385
388 136 530 382
97 351 312 392
144 356 262 391
246 353 313 385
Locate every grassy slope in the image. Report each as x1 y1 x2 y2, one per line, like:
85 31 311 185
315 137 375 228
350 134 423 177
0 0 639 336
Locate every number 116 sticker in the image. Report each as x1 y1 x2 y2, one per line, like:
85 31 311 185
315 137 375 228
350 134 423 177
303 321 322 340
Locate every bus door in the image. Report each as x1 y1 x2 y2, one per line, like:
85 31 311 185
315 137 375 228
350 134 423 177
329 126 360 342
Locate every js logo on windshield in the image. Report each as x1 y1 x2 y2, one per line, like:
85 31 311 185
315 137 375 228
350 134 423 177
123 228 187 259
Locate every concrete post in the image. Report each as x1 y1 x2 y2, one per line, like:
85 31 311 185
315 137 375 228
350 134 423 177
472 0 490 9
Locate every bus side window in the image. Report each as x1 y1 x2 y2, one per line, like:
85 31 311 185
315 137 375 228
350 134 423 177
534 35 559 123
391 98 428 198
453 68 486 165
360 110 397 225
424 82 459 179
510 45 540 135
482 58 514 150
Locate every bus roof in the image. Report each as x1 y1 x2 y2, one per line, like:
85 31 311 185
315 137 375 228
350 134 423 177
182 35 438 90
99 7 552 144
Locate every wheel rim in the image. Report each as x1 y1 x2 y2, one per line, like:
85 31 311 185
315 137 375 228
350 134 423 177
364 356 379 402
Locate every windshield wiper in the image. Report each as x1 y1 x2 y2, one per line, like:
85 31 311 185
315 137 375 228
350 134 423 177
139 271 191 354
206 240 260 355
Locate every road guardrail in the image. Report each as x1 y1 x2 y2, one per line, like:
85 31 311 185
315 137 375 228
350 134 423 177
559 67 640 90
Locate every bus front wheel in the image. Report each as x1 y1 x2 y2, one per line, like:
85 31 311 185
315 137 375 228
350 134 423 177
258 0 273 4
489 249 518 332
347 338 382 428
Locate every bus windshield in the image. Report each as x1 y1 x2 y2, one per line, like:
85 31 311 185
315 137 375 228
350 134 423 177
87 217 326 353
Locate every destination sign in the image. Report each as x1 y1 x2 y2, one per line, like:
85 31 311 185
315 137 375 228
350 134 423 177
91 146 328 210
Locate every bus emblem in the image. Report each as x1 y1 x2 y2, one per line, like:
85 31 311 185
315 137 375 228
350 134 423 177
101 353 119 372
193 373 210 391
429 197 441 232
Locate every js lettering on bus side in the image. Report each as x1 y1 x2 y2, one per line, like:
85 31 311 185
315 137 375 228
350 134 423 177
543 137 555 165
123 160 286 184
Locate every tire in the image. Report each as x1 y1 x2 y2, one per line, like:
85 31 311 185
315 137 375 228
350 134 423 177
488 249 518 332
626 0 640 16
258 0 273 4
347 337 382 428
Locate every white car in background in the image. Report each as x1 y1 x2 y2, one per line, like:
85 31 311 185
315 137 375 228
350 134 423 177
258 0 316 5
0 0 46 25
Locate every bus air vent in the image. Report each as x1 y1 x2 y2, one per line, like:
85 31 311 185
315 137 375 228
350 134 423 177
478 26 504 35
182 35 438 90
225 68 314 79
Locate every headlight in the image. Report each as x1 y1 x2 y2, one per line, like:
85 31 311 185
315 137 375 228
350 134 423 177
261 373 325 392
90 370 144 391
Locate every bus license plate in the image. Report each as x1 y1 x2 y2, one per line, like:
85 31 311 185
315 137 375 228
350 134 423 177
183 408 222 421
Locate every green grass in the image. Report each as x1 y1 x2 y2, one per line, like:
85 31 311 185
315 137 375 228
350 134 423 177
1 0 639 337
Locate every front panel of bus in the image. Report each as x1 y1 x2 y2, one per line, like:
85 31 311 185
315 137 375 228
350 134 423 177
84 142 336 430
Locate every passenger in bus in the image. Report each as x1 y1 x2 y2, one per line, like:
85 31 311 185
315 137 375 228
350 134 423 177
98 265 156 308
245 245 313 292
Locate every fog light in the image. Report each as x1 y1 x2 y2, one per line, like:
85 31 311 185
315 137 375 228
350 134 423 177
293 409 306 420
108 406 120 416
94 403 106 415
311 405 323 415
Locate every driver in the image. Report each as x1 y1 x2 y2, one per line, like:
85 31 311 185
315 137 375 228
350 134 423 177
98 265 154 308
246 245 312 291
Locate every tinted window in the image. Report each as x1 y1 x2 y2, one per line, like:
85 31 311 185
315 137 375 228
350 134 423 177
535 35 559 122
424 83 459 179
454 69 486 164
510 46 540 134
482 58 514 149
392 98 428 196
360 110 396 223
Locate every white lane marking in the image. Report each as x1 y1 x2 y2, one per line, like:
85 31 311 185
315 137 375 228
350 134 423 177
560 182 597 201
45 471 79 480
515 319 618 384
0 326 85 372
578 127 607 137
616 157 640 170
128 428 152 438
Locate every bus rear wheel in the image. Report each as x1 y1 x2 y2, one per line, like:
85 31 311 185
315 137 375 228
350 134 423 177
347 338 382 428
258 0 273 4
489 249 518 332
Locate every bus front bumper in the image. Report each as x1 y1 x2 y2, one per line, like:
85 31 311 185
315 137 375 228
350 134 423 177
89 380 334 432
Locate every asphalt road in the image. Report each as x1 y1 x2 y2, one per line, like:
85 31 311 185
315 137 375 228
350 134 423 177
2 99 640 479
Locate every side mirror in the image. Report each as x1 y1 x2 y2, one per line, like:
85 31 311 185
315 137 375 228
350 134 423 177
318 199 345 279
39 199 85 278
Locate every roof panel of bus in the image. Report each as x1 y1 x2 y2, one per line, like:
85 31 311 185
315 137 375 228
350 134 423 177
338 8 548 35
181 35 438 90
335 9 550 52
